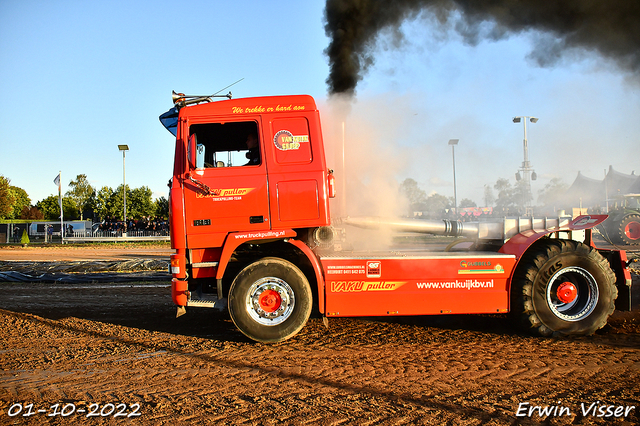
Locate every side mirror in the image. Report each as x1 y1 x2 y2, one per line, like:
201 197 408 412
196 144 204 169
187 134 197 168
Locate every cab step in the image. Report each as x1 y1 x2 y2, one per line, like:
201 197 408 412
187 294 227 309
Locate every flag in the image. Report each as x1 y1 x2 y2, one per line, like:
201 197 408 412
54 172 63 223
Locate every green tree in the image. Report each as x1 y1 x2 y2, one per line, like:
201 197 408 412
400 178 427 215
459 198 477 208
538 177 569 214
95 185 169 221
483 184 495 207
37 196 59 220
494 178 517 215
8 186 31 219
110 184 131 220
424 193 453 218
0 175 16 219
514 180 534 214
493 178 534 215
95 186 117 220
127 186 155 219
111 185 127 220
66 174 96 220
155 196 169 219
36 195 78 220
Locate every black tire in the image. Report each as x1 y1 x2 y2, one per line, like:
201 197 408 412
228 257 312 343
510 240 617 337
618 214 640 245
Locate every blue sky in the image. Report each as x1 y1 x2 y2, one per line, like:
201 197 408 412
1 0 638 210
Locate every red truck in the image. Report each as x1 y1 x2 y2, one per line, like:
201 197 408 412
160 92 634 343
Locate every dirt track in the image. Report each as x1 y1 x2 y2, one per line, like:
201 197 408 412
0 245 639 425
0 245 173 262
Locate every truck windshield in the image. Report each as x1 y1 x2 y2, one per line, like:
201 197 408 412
190 121 260 167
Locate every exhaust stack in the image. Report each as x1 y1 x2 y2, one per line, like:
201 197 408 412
341 216 573 241
342 216 479 238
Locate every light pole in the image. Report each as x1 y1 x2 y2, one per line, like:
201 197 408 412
118 144 129 233
448 139 459 217
512 117 538 216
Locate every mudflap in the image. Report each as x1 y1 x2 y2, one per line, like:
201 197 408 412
629 257 640 311
172 278 188 308
600 249 636 311
616 277 640 312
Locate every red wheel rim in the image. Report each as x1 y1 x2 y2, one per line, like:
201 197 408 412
625 221 640 240
556 282 578 304
258 289 282 313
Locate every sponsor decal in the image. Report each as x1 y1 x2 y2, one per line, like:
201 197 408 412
417 279 494 290
460 260 491 268
273 130 309 151
458 260 505 275
232 104 307 114
330 281 406 292
196 187 254 200
572 215 598 227
233 230 287 240
366 261 381 278
326 265 365 275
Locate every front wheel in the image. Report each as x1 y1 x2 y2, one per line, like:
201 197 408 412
228 257 312 343
510 240 617 336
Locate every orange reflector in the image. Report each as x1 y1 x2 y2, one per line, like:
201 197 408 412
170 253 186 278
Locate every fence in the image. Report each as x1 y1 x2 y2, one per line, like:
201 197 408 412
1 221 169 243
66 229 170 242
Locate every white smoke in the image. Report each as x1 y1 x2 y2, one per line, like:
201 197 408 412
319 94 415 249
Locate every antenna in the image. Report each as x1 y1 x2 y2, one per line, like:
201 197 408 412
212 78 244 98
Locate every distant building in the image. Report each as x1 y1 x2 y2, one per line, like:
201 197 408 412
564 166 639 210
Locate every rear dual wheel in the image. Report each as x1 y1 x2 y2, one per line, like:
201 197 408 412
510 240 617 336
228 257 312 343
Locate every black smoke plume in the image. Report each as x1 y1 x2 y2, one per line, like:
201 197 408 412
324 0 640 95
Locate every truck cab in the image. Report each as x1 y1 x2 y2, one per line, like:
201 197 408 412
161 94 335 329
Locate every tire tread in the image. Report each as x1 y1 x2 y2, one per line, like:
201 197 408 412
510 240 617 336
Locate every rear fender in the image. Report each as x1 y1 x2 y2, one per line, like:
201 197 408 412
500 215 609 280
500 215 608 257
213 232 325 312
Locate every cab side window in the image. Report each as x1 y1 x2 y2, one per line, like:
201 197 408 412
189 121 260 167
